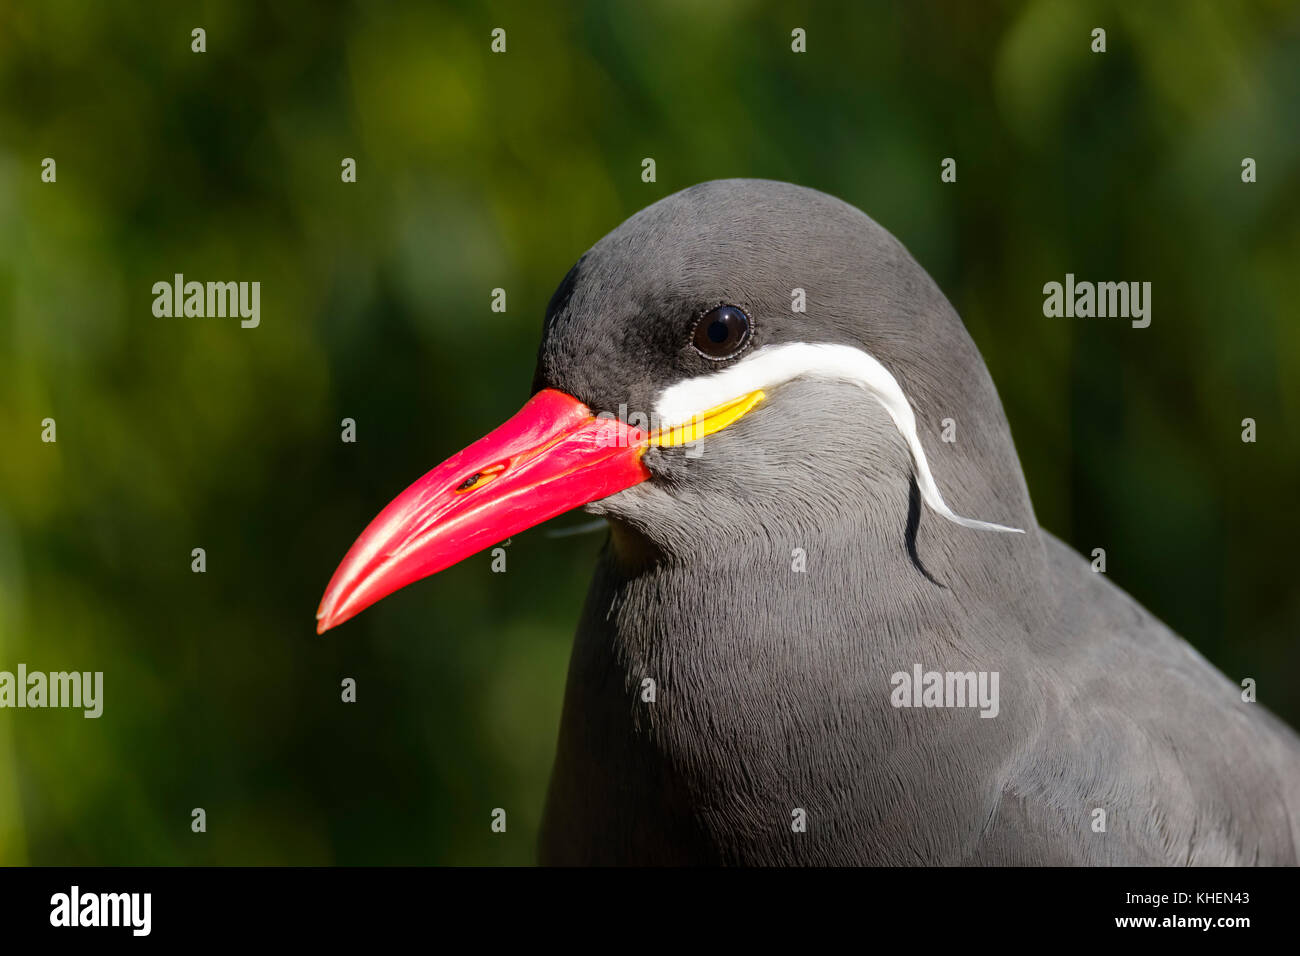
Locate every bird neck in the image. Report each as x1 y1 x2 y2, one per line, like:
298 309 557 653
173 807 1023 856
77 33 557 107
601 509 1050 676
543 514 1051 863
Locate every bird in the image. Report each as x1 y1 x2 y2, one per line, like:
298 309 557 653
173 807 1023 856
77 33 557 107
316 179 1300 865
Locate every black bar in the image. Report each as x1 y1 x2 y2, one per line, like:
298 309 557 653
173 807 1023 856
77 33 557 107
0 866 1283 942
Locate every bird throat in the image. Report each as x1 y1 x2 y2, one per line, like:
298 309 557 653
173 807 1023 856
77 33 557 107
543 507 1042 864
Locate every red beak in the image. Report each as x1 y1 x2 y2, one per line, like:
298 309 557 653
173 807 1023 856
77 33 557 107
316 389 651 633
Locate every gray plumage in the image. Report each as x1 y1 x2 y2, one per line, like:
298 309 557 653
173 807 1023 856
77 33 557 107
532 179 1300 865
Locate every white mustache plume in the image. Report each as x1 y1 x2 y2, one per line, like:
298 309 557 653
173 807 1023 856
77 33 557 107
654 342 1025 535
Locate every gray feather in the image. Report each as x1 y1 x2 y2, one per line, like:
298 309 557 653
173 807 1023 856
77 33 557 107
532 180 1300 865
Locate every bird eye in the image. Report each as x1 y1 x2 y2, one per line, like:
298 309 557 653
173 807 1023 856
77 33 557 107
692 305 751 360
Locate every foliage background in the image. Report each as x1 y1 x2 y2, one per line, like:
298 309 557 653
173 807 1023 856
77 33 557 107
0 0 1297 864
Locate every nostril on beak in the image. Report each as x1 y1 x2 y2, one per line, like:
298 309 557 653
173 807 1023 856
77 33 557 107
456 472 485 492
454 462 507 494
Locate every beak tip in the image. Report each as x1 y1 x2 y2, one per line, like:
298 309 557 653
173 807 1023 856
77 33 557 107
315 599 338 635
317 590 362 634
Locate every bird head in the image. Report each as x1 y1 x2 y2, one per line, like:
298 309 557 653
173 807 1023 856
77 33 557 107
317 179 1033 633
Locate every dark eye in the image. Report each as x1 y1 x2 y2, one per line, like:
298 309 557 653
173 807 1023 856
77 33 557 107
692 305 751 360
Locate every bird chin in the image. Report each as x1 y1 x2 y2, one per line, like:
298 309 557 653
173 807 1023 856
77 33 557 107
583 488 672 570
611 519 672 570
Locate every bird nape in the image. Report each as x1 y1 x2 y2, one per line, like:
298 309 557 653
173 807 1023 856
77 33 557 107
317 179 1300 866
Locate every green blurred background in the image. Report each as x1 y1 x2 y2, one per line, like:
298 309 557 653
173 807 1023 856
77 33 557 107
1 0 1297 864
